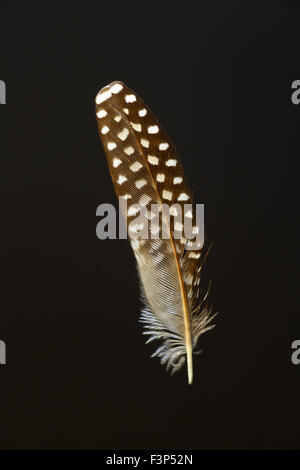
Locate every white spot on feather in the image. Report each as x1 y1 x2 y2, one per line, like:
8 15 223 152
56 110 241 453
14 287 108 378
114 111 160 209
159 142 169 151
178 192 189 201
96 89 111 104
117 175 127 185
139 194 151 206
141 138 149 148
118 128 129 141
107 142 116 151
124 146 134 155
97 109 107 118
110 83 123 94
148 125 159 134
156 173 165 182
128 205 139 216
130 161 142 172
166 159 177 167
162 190 172 201
125 94 136 103
135 179 147 189
147 155 159 165
173 176 182 184
113 158 122 168
131 122 142 132
101 125 110 135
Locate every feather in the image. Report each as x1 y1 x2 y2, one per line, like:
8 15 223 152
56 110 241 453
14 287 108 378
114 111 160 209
95 81 216 383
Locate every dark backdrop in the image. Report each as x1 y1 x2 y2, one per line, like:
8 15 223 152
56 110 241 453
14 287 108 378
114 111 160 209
0 0 299 450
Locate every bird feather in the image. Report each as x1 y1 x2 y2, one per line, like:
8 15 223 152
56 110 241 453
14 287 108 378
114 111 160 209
95 81 216 383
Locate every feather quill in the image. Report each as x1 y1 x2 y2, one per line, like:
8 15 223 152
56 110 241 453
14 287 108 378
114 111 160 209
95 81 216 383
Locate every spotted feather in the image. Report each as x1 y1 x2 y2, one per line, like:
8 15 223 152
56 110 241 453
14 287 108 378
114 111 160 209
95 81 216 383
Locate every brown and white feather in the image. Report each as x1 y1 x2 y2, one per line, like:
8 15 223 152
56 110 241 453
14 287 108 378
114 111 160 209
95 81 216 383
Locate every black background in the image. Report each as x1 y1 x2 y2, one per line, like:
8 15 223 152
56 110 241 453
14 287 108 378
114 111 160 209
0 0 299 450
